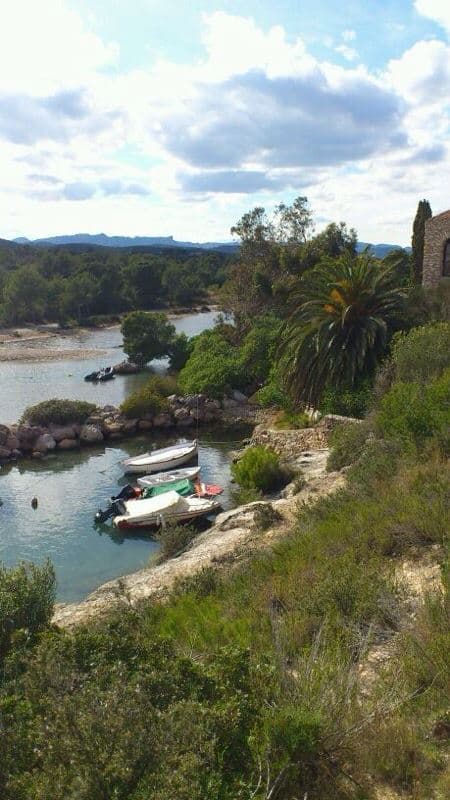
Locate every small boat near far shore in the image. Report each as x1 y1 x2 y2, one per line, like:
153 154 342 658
122 439 198 475
137 466 201 488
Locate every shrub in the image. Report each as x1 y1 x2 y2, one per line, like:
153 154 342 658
21 399 96 426
376 368 450 450
320 381 373 418
178 329 245 398
253 379 286 408
327 421 369 471
156 524 199 562
391 321 450 384
274 410 311 429
144 374 179 396
231 446 287 492
168 332 193 372
0 560 55 663
120 383 169 419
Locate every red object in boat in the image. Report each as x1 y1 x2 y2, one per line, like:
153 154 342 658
194 482 223 498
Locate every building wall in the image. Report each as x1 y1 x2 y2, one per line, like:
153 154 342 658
423 213 450 287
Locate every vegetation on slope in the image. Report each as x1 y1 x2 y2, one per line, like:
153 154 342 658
0 322 448 799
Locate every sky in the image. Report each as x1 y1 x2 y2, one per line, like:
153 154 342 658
1 0 449 245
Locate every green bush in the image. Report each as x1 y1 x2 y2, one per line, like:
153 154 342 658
391 321 450 384
168 332 193 372
120 382 169 419
0 560 55 664
327 421 369 471
156 524 199 563
253 379 286 408
320 381 373 418
121 311 176 367
274 410 311 429
179 328 245 398
231 445 287 492
144 374 179 396
376 368 450 449
21 399 96 426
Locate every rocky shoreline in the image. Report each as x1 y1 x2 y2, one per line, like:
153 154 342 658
0 391 260 464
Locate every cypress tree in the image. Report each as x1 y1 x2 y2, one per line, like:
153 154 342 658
411 199 432 284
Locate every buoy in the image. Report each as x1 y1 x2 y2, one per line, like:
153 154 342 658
31 497 38 509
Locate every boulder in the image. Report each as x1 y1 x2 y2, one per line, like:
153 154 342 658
153 413 172 428
80 424 104 443
5 434 20 451
232 390 248 404
0 424 10 446
190 406 205 421
122 419 138 434
57 438 79 451
223 397 239 409
0 445 11 460
138 419 153 431
49 424 76 442
204 400 221 415
34 433 57 453
173 407 189 421
16 425 43 451
176 414 195 427
103 422 124 438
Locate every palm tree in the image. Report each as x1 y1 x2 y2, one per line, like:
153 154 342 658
280 252 406 407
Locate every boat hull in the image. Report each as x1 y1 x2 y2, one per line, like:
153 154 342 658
113 501 221 529
122 441 198 474
137 466 201 488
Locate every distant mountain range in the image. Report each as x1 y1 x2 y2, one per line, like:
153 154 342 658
13 233 239 253
10 233 410 258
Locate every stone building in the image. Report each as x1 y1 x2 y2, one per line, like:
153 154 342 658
423 210 450 287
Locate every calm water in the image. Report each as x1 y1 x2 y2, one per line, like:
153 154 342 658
0 311 217 422
0 312 246 601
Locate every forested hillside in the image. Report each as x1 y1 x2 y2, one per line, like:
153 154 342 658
0 242 231 325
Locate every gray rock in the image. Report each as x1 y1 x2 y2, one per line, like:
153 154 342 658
49 424 76 442
122 419 138 434
232 390 248 404
5 434 20 450
57 438 79 450
138 419 153 431
80 424 104 443
0 424 10 446
103 421 123 437
176 415 195 427
223 397 239 409
153 413 172 428
34 433 57 453
0 445 11 460
174 407 189 421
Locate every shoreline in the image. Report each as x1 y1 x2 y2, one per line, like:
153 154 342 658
0 305 219 362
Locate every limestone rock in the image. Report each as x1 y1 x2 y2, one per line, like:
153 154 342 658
174 407 189 421
232 389 248 404
34 433 57 453
153 413 172 428
80 424 104 443
49 424 76 442
138 419 153 431
122 419 138 434
5 434 20 451
57 438 79 450
0 445 11 460
0 424 10 446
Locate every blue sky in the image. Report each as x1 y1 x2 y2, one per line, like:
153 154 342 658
1 0 450 243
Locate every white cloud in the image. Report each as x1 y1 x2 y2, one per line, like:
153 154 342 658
386 39 450 104
335 44 358 61
415 0 450 35
342 29 357 41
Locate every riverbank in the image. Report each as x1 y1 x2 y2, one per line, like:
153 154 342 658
0 305 219 361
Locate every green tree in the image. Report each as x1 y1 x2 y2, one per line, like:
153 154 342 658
2 265 48 323
411 199 432 285
280 252 406 407
121 311 176 367
0 560 55 664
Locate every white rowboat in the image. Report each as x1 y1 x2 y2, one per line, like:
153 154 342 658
112 489 221 529
122 440 198 474
137 466 201 489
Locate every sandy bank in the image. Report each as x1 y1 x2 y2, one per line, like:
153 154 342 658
0 345 108 362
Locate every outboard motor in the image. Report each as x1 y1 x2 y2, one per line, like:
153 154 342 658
94 498 126 524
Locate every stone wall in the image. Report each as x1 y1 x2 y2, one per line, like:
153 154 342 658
423 211 450 288
250 414 359 466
